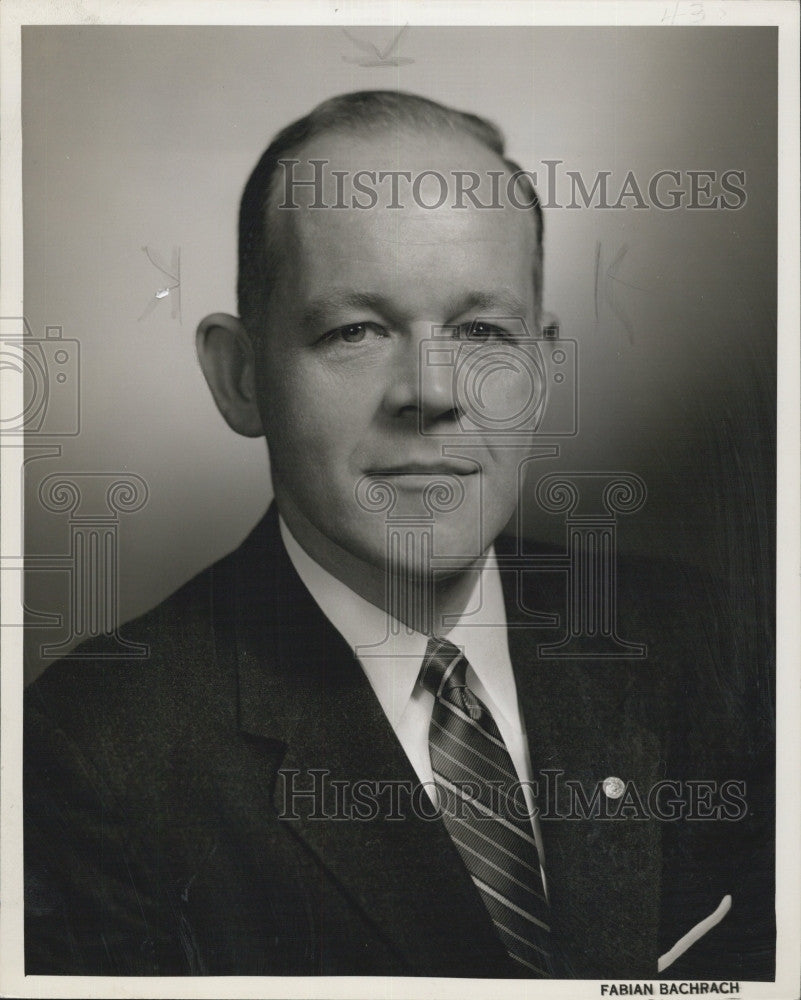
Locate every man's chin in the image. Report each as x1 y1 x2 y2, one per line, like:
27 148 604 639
362 525 492 580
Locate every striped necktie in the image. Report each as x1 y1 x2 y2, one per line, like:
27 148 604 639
420 636 553 977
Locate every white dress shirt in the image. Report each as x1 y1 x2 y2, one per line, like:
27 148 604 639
278 517 544 860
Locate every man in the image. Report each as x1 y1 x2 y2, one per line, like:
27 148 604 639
24 91 774 980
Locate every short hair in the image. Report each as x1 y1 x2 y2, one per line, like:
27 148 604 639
238 90 544 340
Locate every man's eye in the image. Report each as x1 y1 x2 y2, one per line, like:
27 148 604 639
453 321 510 342
324 322 387 344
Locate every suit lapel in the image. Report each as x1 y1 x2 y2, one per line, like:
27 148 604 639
500 552 664 978
228 510 511 977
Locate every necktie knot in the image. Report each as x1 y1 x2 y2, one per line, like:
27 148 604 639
420 635 467 689
420 637 481 719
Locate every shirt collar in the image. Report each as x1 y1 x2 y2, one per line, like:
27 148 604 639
278 516 512 729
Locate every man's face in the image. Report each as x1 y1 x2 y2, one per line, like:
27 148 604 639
255 128 541 579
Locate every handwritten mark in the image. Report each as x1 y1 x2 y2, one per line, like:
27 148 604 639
661 1 680 23
594 242 602 324
138 246 181 324
594 242 639 345
661 1 706 24
341 25 414 67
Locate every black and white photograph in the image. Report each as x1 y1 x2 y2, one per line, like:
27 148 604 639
1 2 798 997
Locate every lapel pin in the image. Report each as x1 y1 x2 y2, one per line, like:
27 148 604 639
602 776 625 799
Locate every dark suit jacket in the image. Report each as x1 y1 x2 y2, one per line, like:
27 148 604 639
24 506 775 978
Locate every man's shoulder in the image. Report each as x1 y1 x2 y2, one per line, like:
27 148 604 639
24 513 276 745
500 532 772 748
499 531 726 617
29 557 215 695
497 530 731 663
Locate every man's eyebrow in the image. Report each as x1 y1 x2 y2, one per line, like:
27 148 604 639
300 291 397 329
450 290 530 320
299 288 531 329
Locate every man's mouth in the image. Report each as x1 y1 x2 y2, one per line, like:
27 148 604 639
366 461 478 476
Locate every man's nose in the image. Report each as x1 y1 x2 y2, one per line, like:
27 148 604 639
382 326 461 428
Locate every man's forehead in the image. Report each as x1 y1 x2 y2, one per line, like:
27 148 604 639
268 127 538 260
270 126 535 215
298 124 507 171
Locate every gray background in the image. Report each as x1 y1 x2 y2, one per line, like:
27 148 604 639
21 26 776 682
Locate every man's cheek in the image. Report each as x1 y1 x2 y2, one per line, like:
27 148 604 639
266 384 330 441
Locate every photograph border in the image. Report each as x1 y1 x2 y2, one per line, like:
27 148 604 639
1 2 798 998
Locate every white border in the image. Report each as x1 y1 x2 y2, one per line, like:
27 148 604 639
1 2 798 998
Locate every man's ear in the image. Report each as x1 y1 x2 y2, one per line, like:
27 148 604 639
196 313 264 437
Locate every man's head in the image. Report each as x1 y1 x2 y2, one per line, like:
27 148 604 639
197 90 546 597
235 91 542 343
